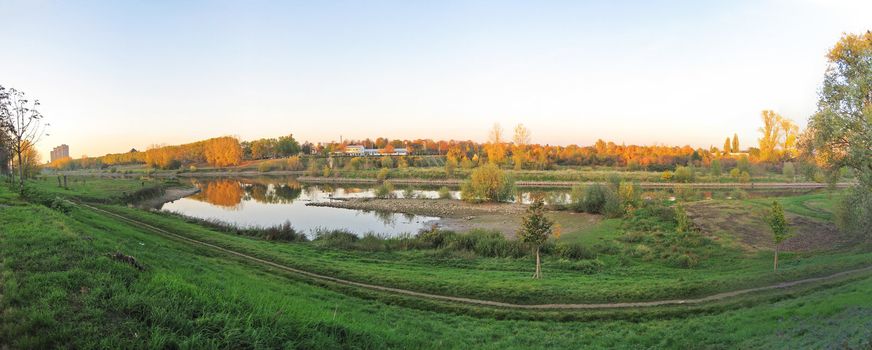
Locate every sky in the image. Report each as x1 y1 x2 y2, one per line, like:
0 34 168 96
0 0 870 160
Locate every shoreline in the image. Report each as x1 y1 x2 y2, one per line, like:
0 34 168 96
306 198 527 218
137 186 201 209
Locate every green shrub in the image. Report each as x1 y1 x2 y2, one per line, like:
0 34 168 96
630 244 653 258
377 168 390 182
675 204 692 233
673 165 695 183
552 259 605 274
402 186 416 199
666 253 700 268
375 181 395 199
460 164 514 203
729 188 748 200
437 186 452 199
555 243 596 260
416 229 456 249
569 183 621 217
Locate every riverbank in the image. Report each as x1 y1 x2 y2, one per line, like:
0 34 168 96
137 186 200 209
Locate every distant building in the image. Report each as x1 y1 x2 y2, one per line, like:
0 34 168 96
340 145 408 156
50 144 69 162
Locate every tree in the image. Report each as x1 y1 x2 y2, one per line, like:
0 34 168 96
732 133 739 153
723 137 731 154
275 134 300 157
804 31 871 187
710 158 722 177
204 137 243 167
767 201 791 271
517 196 554 279
512 123 531 171
802 31 872 238
0 86 47 190
758 110 783 162
485 123 506 165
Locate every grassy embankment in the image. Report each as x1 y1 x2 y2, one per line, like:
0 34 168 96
15 177 872 305
2 178 872 348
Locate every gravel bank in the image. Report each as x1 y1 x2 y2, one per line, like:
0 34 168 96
306 198 526 218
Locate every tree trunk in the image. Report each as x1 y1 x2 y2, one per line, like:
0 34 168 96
16 149 23 191
773 246 778 271
533 246 541 279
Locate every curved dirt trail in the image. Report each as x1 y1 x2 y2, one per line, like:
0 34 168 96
79 202 872 310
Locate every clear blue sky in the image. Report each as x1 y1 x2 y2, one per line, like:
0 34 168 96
0 0 869 160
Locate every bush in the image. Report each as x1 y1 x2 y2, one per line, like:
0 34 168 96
729 188 748 200
552 259 605 274
257 161 274 172
402 186 416 199
416 229 457 249
569 183 621 217
460 164 514 203
555 243 596 260
673 166 695 183
666 253 700 268
286 156 304 171
661 170 673 181
375 181 395 199
312 229 359 250
630 244 653 258
377 168 390 182
836 186 872 238
380 156 394 168
675 204 692 233
438 186 452 199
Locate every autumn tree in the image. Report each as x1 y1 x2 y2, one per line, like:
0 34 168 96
511 123 531 170
732 133 739 153
804 31 872 237
485 123 506 165
767 201 790 271
0 86 48 190
758 110 800 162
723 137 731 154
11 140 41 179
204 136 243 167
517 196 554 279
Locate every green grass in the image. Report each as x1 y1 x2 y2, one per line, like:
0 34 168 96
2 183 872 348
24 175 164 202
557 218 623 246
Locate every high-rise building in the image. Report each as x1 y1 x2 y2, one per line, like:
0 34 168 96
50 144 70 162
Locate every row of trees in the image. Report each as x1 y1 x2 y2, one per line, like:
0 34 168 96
0 85 47 190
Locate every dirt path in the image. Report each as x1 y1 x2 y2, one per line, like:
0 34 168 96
79 202 872 310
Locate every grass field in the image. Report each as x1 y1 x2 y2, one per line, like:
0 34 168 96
2 177 871 348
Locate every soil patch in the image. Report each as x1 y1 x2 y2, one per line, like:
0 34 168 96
685 201 848 252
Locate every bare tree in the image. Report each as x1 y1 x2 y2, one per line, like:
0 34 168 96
0 86 48 190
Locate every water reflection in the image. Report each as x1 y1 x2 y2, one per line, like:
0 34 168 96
162 177 441 237
189 180 245 209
